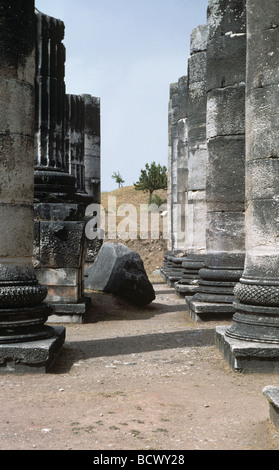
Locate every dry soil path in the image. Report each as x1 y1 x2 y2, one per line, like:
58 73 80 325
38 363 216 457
1 277 279 453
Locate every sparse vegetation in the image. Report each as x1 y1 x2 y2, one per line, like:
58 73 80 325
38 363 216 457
134 162 167 204
111 171 125 188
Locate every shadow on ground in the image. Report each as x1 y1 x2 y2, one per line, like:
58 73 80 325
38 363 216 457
84 290 188 323
51 328 215 374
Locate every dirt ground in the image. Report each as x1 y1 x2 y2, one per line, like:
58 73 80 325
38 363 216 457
1 276 279 452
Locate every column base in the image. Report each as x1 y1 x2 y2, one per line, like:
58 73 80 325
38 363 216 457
263 386 279 431
216 325 279 373
47 297 91 323
186 293 235 322
0 325 65 373
174 255 204 297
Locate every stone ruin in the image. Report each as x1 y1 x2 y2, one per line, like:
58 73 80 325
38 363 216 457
161 0 279 422
0 0 100 371
33 9 101 324
162 0 279 429
2 0 279 430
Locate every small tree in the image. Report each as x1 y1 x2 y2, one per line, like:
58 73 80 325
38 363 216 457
134 161 167 204
112 171 125 188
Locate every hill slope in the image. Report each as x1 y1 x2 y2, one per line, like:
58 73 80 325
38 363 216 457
100 186 168 274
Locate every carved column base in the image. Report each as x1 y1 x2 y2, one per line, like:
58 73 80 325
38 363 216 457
34 168 76 200
0 281 65 372
0 303 53 344
0 326 65 373
174 254 204 297
216 325 279 373
216 278 279 372
225 278 279 344
160 251 185 284
186 255 244 321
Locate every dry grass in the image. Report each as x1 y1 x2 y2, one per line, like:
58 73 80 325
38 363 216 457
100 186 168 274
101 185 167 211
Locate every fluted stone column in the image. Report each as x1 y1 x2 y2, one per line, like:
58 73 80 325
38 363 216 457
217 0 279 372
175 25 208 297
34 9 76 199
33 10 88 323
82 94 101 204
0 0 65 372
65 94 86 195
187 0 246 321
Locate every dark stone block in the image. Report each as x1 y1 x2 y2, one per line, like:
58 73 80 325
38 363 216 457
263 386 279 430
85 243 155 306
0 326 65 373
39 221 86 268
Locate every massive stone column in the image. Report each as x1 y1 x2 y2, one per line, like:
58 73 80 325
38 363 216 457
81 95 102 269
175 25 208 298
34 9 76 199
33 10 88 323
161 78 188 285
0 0 65 372
187 0 246 321
65 94 86 196
82 94 101 204
217 0 279 372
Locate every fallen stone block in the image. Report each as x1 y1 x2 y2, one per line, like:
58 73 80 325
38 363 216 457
84 243 155 306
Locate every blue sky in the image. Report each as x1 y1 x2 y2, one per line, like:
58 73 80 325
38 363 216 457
35 0 208 191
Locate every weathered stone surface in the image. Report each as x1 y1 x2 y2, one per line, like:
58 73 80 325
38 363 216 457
222 0 279 352
85 243 155 306
82 94 101 203
37 221 85 269
167 78 188 253
216 326 279 373
0 1 64 365
263 386 279 431
187 0 246 321
0 326 65 373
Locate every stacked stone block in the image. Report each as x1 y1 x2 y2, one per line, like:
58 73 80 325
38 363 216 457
216 0 279 372
174 25 208 298
65 94 86 196
33 10 101 323
161 78 188 285
82 94 101 204
0 0 65 372
187 0 246 321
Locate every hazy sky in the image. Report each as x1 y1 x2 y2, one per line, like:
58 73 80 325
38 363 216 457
35 0 209 191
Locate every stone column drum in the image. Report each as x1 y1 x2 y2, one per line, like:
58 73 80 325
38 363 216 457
65 94 86 196
217 0 279 372
34 9 76 199
0 0 65 371
175 25 208 298
187 0 246 321
161 80 188 285
82 94 101 204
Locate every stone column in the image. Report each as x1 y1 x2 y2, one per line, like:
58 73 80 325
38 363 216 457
161 82 179 281
34 9 76 199
65 94 86 195
81 95 102 269
82 94 101 204
187 0 246 321
175 25 208 298
0 0 65 372
217 0 279 372
33 10 88 323
161 79 188 285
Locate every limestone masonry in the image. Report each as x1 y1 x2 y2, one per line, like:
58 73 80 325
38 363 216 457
2 0 279 433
